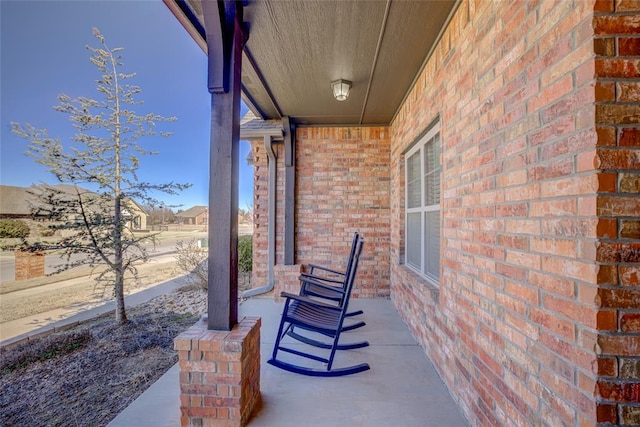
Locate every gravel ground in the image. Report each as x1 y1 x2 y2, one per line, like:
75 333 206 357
0 273 253 427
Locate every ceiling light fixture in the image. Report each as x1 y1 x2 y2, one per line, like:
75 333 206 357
331 79 352 101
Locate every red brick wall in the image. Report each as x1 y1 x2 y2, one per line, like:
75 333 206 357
250 140 272 287
593 1 640 424
15 250 45 281
295 127 391 298
250 127 391 298
391 1 610 425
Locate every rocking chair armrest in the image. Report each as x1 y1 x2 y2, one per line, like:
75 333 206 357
307 264 345 277
299 276 346 295
299 272 344 284
280 292 342 311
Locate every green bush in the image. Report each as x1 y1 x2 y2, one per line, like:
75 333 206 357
238 235 253 273
0 219 30 238
39 226 55 237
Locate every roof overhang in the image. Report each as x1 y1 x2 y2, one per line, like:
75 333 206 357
164 0 459 126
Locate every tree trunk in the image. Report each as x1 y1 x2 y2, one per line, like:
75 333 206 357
114 195 127 323
112 47 126 324
114 265 127 323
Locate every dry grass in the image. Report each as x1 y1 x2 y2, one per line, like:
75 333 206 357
0 305 198 427
0 259 255 426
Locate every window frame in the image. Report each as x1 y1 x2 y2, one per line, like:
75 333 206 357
404 122 441 285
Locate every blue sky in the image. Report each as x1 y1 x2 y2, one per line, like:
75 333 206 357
0 0 253 211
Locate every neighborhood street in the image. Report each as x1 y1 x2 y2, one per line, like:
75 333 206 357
0 251 184 342
0 227 252 342
0 230 206 282
0 230 207 342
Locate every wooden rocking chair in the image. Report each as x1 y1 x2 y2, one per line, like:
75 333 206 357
268 238 369 377
299 231 364 318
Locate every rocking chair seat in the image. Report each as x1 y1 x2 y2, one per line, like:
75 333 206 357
283 293 366 335
299 276 364 318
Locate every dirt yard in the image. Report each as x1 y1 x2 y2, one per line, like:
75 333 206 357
0 288 205 426
0 227 257 426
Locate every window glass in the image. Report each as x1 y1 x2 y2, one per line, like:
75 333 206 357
404 122 441 284
407 212 422 269
425 210 440 279
424 135 440 206
407 151 421 209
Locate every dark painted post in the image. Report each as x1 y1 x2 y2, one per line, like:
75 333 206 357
283 116 296 265
203 0 245 331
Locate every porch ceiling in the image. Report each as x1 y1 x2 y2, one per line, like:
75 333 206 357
165 0 458 126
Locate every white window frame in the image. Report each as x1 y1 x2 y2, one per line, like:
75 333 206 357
404 122 441 284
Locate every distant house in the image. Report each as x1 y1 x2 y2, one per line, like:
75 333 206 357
0 185 37 219
176 205 208 226
0 184 147 231
120 198 147 231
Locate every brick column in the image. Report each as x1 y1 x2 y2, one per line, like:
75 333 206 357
593 2 640 425
174 317 261 427
14 250 45 281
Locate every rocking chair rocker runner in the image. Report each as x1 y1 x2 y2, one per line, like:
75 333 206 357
299 232 364 318
268 238 369 377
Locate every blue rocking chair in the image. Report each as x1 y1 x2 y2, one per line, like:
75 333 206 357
299 231 364 318
268 238 369 377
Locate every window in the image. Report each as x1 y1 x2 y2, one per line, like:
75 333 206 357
405 122 441 283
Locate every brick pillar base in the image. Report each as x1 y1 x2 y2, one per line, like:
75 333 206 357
174 316 261 427
15 250 45 281
273 264 303 302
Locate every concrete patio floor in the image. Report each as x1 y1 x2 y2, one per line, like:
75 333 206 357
109 297 469 427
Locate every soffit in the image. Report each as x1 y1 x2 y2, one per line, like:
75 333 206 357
168 0 458 126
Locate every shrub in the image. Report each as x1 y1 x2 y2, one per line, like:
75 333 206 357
175 239 208 290
238 235 253 273
175 236 253 290
0 219 30 238
38 226 55 237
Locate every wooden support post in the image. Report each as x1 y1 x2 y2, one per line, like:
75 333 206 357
203 0 246 331
283 116 296 265
176 4 262 426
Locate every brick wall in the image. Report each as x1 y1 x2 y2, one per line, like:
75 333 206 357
295 127 391 298
593 1 640 424
250 140 272 287
14 250 45 281
390 1 618 425
250 127 391 298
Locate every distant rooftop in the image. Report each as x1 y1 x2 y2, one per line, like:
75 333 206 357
176 205 208 218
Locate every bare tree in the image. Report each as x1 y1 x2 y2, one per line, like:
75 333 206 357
12 28 189 324
144 203 177 226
